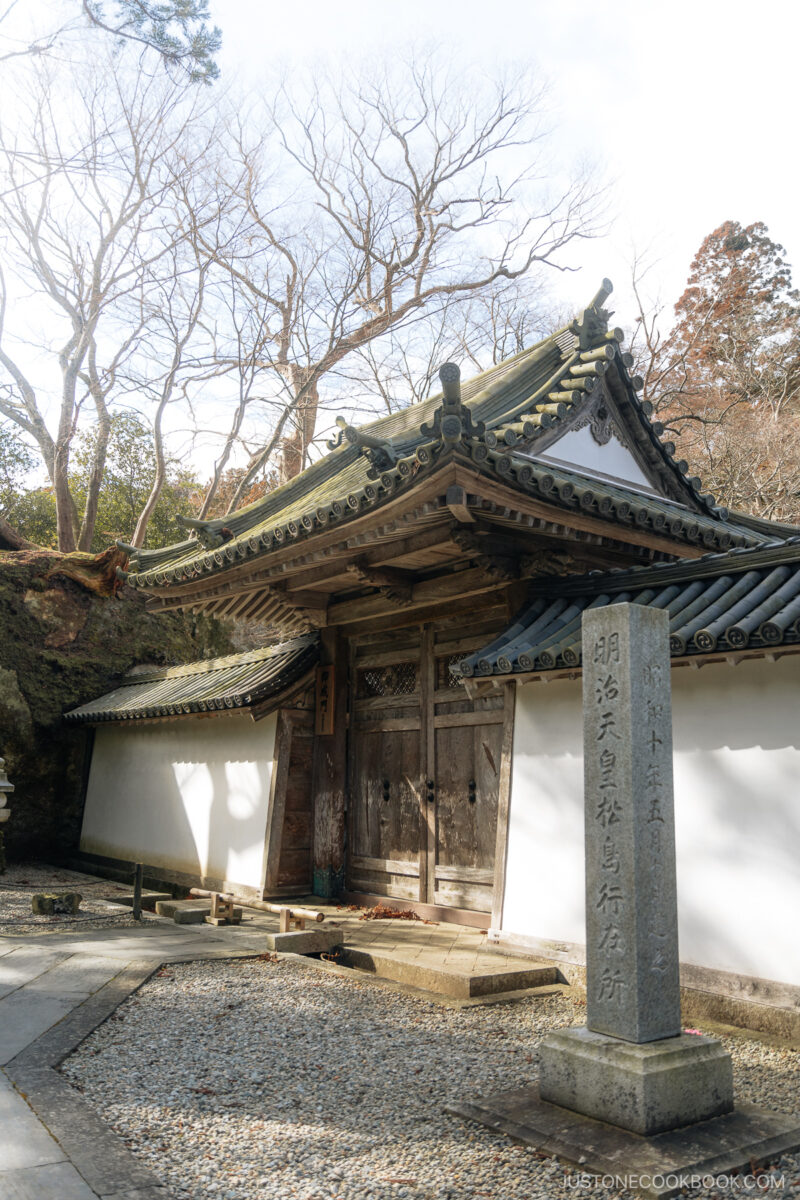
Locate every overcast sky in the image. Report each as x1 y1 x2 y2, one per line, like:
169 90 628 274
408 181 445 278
209 0 800 328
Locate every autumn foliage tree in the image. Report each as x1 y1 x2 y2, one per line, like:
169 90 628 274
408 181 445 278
635 221 800 520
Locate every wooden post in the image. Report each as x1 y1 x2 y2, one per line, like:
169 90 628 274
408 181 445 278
311 628 349 898
132 862 143 922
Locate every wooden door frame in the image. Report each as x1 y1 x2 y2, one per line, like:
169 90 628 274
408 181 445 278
261 708 314 896
490 680 516 930
420 623 435 904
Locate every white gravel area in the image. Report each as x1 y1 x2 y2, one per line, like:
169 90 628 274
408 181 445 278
0 862 157 935
62 957 800 1200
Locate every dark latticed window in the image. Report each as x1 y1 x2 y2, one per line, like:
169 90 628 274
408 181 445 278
357 663 418 698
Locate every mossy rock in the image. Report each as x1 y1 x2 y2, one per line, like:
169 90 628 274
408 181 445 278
0 549 233 862
31 891 82 915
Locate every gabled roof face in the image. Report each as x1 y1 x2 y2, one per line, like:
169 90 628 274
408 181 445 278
457 538 800 678
120 280 769 600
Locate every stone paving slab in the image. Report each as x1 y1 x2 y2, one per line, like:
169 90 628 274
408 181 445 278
7 961 159 1073
0 946 68 998
0 956 126 1066
24 955 125 997
10 1066 162 1197
0 991 84 1066
0 1071 66 1171
0 1160 98 1200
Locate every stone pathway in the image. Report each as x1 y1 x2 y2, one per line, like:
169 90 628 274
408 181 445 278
0 896 555 1199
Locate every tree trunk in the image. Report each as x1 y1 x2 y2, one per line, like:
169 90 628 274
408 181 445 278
279 376 319 483
77 402 111 552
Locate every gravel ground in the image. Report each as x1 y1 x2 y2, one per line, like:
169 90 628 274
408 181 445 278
62 956 800 1200
0 862 157 935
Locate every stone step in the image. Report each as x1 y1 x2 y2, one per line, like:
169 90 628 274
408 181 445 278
155 899 241 925
338 946 559 998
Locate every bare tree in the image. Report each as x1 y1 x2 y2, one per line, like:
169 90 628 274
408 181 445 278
344 275 558 421
194 56 603 511
0 55 220 550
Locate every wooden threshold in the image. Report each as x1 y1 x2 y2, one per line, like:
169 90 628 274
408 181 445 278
341 890 490 930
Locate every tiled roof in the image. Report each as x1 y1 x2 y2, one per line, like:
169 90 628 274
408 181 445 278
456 540 800 676
65 634 318 723
120 281 762 592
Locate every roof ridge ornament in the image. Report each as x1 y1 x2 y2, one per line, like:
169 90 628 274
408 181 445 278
420 362 485 448
174 514 234 550
571 278 620 351
326 416 401 478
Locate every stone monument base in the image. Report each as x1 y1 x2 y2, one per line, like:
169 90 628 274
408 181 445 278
446 1088 800 1200
539 1026 733 1135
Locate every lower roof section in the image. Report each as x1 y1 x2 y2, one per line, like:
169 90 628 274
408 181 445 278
65 633 319 724
457 538 800 677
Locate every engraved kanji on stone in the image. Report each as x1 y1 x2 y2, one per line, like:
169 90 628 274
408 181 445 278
598 923 624 952
643 662 663 687
595 674 619 704
648 795 665 824
598 967 626 1001
601 836 620 875
596 794 623 827
650 933 670 975
593 634 620 666
648 729 663 753
599 747 617 789
645 763 663 789
598 712 620 742
596 881 624 914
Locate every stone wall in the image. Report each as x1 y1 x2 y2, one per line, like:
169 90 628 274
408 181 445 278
0 548 232 862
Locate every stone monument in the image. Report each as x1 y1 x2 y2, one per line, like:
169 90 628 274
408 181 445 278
448 603 800 1197
538 603 733 1135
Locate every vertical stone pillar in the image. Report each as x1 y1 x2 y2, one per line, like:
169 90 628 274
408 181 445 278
582 603 680 1043
539 602 734 1135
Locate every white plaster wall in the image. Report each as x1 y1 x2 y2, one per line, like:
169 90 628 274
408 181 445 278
502 656 800 988
80 712 278 891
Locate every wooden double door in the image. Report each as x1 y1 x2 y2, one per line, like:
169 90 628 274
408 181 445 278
346 621 511 914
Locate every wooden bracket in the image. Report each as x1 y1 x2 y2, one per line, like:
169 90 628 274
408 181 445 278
346 560 414 606
445 484 475 523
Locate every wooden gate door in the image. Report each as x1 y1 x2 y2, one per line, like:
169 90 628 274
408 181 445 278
347 616 513 918
425 627 509 913
347 628 424 902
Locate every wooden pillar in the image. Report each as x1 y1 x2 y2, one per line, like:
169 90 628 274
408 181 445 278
311 628 349 898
